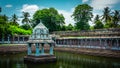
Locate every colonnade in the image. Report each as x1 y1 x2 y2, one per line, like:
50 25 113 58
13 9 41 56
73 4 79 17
56 38 120 50
27 43 54 56
0 35 29 44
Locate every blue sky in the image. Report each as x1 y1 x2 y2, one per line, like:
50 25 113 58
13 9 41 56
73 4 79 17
0 0 120 25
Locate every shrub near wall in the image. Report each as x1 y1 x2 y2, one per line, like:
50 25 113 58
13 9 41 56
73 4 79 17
9 25 32 35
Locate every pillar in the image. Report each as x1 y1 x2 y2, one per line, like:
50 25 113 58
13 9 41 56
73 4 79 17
50 44 53 55
104 39 108 49
35 43 40 56
99 39 102 49
80 39 82 47
23 37 24 43
116 39 119 47
27 43 32 55
2 36 4 43
116 39 119 50
7 36 10 44
18 36 20 43
89 39 91 48
41 43 44 54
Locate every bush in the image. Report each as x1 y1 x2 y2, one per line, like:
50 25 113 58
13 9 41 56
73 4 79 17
8 25 32 35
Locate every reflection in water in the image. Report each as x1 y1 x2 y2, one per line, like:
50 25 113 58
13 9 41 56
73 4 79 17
0 52 120 68
55 52 120 68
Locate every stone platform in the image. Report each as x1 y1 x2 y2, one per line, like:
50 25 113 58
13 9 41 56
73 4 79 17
24 54 56 63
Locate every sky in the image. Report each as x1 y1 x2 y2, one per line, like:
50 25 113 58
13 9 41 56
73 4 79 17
0 0 120 25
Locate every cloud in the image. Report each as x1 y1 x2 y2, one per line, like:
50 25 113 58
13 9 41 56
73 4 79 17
18 4 39 25
82 0 89 3
19 4 75 25
90 0 120 10
5 4 12 8
88 0 120 26
58 9 75 25
21 4 39 16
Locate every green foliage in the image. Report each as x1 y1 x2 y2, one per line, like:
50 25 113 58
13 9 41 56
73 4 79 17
10 14 19 25
20 24 32 30
22 12 30 24
94 20 104 29
60 25 67 31
111 10 120 28
0 15 9 37
90 26 94 30
0 14 32 37
72 4 93 30
94 15 104 29
33 7 65 32
8 25 32 35
102 7 112 24
66 24 74 30
102 7 120 28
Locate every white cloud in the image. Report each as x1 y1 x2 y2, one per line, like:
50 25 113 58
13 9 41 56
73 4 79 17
18 4 39 25
21 4 39 16
58 9 75 25
88 0 120 26
90 0 120 10
19 4 75 26
82 0 89 3
5 4 12 8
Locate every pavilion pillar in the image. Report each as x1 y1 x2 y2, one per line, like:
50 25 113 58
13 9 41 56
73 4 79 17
41 43 44 54
27 43 32 55
49 44 53 55
35 43 40 56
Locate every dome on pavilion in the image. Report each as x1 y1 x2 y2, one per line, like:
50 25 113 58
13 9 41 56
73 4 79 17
33 22 48 32
29 21 51 41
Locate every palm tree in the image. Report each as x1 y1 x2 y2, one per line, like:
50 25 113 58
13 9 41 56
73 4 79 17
94 15 99 22
112 10 120 27
102 7 112 24
22 12 30 24
94 15 104 29
3 14 8 22
11 14 18 25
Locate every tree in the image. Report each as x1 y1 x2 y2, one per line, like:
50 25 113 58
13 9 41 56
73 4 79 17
33 7 65 32
20 24 32 30
22 12 30 24
3 14 8 22
66 24 74 30
72 4 93 30
111 10 120 27
94 15 104 29
102 7 112 27
11 14 18 25
0 15 9 42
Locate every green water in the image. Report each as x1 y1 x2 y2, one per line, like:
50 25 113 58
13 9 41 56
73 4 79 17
0 52 120 68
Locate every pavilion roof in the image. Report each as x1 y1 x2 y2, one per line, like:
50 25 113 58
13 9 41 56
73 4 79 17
33 22 48 31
